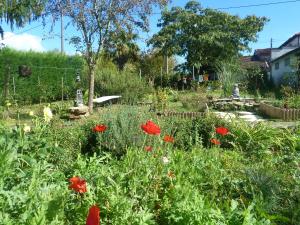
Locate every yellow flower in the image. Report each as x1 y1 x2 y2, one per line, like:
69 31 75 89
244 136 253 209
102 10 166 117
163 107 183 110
29 111 34 116
23 124 31 133
43 106 53 122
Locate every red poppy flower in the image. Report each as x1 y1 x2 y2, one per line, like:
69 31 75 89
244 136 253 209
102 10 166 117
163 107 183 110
69 176 87 193
141 120 161 135
210 138 221 145
86 205 100 225
93 124 107 133
163 135 175 143
145 146 153 152
215 127 229 136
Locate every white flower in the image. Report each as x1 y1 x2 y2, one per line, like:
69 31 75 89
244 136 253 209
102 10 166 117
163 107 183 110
162 156 170 164
43 106 53 122
23 124 31 133
29 111 34 116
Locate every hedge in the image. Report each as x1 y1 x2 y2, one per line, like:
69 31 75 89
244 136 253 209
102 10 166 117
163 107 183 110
0 48 84 104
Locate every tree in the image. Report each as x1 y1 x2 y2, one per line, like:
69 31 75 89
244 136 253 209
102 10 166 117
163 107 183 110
104 30 139 71
139 49 176 86
149 0 268 72
47 0 169 113
0 0 45 28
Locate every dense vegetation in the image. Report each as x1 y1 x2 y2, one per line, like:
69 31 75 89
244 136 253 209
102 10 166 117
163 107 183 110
0 106 299 224
0 48 84 104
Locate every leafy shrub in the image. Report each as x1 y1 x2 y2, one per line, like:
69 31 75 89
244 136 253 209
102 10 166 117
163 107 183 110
179 91 208 112
0 48 84 104
81 106 154 157
92 58 153 104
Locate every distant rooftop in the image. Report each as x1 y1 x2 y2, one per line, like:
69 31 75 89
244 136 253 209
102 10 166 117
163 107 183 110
279 32 300 48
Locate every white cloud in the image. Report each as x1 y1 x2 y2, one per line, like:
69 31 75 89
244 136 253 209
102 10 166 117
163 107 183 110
0 32 45 52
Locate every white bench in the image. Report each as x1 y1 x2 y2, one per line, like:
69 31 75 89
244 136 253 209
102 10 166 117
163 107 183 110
93 95 121 104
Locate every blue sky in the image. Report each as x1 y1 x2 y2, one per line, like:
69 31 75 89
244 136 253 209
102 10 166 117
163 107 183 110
1 0 300 56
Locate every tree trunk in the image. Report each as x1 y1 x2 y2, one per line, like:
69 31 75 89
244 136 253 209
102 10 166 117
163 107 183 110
88 66 95 113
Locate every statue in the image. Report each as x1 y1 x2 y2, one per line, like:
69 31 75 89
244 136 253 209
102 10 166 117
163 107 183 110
75 71 84 107
232 83 240 98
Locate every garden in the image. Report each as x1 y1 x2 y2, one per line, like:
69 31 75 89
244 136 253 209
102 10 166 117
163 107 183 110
1 0 300 224
1 68 300 224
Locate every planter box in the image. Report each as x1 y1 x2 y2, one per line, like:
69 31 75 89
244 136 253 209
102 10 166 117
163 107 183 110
259 102 300 121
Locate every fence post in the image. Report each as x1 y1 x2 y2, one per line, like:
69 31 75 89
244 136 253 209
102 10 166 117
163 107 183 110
12 76 16 96
2 66 10 100
61 77 64 101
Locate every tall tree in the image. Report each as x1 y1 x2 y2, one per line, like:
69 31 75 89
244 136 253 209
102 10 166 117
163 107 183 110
0 0 45 28
149 0 268 72
104 30 139 71
47 0 169 113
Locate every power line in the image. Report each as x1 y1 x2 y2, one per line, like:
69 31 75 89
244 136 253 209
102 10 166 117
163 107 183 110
216 0 300 10
1 0 299 41
1 23 44 41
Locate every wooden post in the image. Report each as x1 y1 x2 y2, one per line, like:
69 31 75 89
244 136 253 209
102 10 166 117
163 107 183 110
193 66 195 80
3 66 10 100
160 66 163 87
61 77 64 101
139 69 142 80
12 76 16 96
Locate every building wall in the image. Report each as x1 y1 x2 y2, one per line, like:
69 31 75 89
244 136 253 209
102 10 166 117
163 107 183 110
271 54 296 86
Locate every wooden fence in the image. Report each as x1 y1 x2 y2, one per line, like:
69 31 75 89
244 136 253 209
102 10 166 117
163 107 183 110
259 103 300 121
156 111 205 119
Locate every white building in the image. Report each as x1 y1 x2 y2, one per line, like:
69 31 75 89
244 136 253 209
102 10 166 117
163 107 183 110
271 33 300 86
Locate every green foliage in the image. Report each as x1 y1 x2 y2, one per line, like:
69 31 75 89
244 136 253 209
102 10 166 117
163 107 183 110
139 50 176 87
0 48 84 104
0 0 46 28
93 58 153 104
0 107 300 224
217 61 244 97
179 90 208 112
149 1 268 71
242 64 271 93
81 106 154 158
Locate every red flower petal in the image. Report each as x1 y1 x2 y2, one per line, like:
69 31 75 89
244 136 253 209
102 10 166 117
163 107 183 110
141 120 161 135
145 146 153 152
93 125 107 133
215 127 229 136
210 138 221 145
69 176 87 193
86 205 100 225
163 135 175 143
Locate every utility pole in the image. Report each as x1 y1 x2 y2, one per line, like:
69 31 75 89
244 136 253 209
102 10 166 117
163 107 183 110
60 10 64 54
270 38 273 81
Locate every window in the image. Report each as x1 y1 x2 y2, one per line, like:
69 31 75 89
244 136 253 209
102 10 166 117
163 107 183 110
275 62 279 70
285 57 290 66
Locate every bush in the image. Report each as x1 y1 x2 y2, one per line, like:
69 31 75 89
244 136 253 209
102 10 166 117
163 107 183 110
92 59 153 104
0 48 84 104
81 106 155 157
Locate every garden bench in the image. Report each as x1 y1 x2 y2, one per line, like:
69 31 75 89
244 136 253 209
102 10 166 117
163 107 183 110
93 95 121 104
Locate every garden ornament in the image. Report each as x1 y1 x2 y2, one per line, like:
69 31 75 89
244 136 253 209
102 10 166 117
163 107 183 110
75 70 84 107
232 83 240 98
